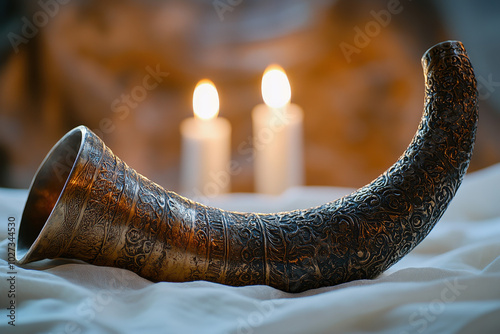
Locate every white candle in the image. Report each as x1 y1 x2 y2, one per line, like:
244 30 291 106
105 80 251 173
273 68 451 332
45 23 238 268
252 64 304 195
180 79 231 197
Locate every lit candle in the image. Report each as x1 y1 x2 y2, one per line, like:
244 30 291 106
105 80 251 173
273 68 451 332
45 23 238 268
252 64 304 195
180 79 231 197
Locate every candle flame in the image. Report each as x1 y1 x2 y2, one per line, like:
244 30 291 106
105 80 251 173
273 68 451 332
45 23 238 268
261 64 291 109
193 79 219 120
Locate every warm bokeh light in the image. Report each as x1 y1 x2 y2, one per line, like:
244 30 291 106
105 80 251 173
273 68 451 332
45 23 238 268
193 79 219 120
261 64 291 109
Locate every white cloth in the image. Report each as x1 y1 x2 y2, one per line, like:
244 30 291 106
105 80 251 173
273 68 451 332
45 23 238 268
1 165 500 334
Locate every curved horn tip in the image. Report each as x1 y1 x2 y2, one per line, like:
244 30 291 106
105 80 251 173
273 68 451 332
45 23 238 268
421 40 468 66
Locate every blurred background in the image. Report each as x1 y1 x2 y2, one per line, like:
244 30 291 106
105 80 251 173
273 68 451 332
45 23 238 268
1 0 499 192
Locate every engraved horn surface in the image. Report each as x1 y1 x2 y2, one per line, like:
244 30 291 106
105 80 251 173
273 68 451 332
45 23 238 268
16 41 478 292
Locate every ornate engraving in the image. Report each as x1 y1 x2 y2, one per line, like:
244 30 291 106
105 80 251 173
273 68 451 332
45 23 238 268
17 41 478 293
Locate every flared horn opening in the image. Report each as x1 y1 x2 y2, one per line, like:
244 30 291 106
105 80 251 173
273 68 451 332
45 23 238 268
16 126 87 264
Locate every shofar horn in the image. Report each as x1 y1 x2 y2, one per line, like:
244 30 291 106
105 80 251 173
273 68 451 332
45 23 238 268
16 40 478 292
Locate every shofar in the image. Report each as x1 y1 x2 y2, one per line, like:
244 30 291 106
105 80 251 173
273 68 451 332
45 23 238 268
16 40 478 292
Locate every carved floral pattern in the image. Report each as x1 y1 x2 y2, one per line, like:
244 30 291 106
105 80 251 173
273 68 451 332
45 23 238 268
22 41 478 293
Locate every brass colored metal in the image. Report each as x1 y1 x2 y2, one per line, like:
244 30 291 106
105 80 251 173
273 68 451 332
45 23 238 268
16 41 478 292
